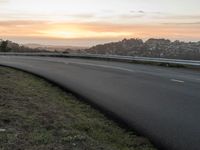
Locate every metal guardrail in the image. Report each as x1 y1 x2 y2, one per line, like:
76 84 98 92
0 52 200 67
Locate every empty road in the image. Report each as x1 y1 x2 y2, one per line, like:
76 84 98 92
0 55 200 150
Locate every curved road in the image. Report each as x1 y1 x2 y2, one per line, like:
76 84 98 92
0 55 200 150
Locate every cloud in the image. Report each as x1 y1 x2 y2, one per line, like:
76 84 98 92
162 22 200 25
130 10 145 13
130 10 163 15
128 11 200 22
0 20 200 46
138 10 145 14
119 14 145 19
154 14 200 20
0 0 8 3
0 20 48 26
70 13 95 18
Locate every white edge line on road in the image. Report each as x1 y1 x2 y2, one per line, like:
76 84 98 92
67 62 136 73
170 79 185 83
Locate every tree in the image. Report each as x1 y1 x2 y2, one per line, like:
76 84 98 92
0 40 10 52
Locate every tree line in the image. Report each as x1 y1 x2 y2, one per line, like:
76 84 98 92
0 40 11 52
0 40 48 52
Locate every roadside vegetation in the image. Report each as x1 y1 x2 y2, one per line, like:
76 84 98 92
0 66 156 150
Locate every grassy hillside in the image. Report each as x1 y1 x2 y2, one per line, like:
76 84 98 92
0 66 156 150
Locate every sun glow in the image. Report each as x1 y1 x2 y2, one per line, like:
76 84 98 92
0 0 200 46
40 29 133 39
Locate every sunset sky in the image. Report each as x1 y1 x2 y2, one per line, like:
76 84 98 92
0 0 200 46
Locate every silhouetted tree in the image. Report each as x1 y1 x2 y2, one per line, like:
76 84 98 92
0 40 10 52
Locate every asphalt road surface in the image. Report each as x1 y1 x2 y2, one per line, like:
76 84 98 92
0 56 200 150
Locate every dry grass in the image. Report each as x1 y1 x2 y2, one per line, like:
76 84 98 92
0 66 156 150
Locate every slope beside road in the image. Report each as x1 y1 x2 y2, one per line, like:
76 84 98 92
0 56 200 150
0 66 155 150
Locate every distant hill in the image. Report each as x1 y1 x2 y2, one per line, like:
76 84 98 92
0 40 87 53
0 40 48 52
23 43 88 52
1 38 200 60
85 38 200 60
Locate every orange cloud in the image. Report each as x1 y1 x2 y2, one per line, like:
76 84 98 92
0 20 200 46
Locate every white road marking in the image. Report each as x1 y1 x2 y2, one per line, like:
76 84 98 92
67 62 136 73
0 129 6 132
170 79 185 83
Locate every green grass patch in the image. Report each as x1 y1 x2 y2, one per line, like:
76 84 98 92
0 66 156 150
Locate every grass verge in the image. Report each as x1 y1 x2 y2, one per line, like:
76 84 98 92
0 66 156 150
